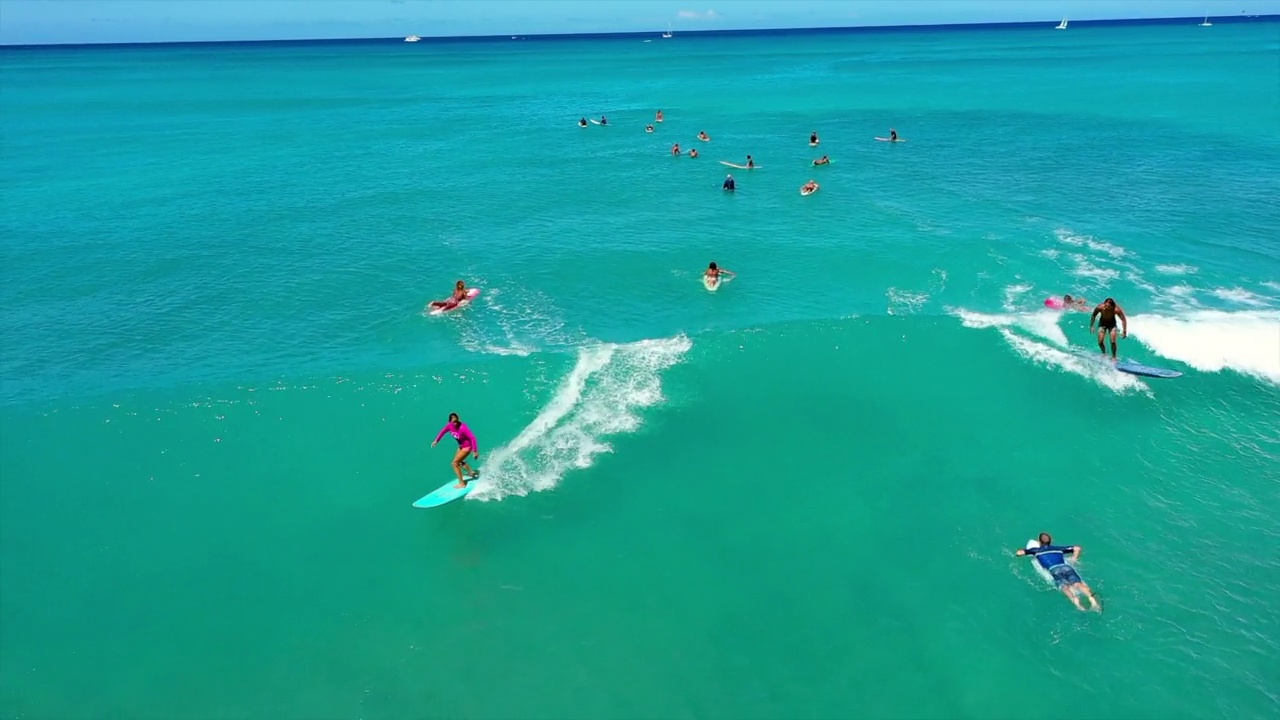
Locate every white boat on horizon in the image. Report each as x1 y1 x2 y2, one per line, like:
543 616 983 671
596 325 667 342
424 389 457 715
1055 17 1068 30
404 35 421 43
1199 16 1213 26
662 23 673 39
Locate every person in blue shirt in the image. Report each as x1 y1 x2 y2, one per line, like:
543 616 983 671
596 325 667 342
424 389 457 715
722 174 736 191
1016 532 1101 612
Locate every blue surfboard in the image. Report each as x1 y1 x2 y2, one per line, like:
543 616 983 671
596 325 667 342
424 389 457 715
413 479 474 508
1115 359 1183 379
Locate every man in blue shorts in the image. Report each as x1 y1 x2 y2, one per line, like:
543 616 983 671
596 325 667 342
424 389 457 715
1016 532 1101 612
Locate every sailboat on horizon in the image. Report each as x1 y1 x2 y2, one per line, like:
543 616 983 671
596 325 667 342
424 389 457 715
662 22 673 39
1055 16 1069 30
1199 16 1213 26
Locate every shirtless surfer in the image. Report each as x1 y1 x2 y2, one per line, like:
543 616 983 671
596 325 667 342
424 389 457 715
1089 297 1128 360
704 262 734 287
697 131 710 141
655 110 664 122
800 180 820 194
688 148 699 158
671 143 681 156
810 131 820 145
813 155 831 166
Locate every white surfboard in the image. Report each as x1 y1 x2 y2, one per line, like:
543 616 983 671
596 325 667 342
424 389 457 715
719 161 761 170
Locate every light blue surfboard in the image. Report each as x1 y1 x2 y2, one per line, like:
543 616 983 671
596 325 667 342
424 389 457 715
1115 359 1182 379
413 479 474 508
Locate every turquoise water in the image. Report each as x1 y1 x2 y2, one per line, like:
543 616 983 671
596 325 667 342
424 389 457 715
3 21 1280 719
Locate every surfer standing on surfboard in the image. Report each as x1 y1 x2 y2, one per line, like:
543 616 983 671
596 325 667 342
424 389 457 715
428 280 470 311
432 412 480 489
1089 298 1128 361
1016 533 1100 612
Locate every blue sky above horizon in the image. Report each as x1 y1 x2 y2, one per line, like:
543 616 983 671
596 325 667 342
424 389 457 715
2 0 1277 45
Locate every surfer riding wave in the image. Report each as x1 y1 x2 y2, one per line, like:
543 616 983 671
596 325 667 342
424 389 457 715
432 412 480 488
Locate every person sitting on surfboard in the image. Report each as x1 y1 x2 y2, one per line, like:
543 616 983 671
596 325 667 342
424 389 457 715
697 131 710 141
655 110 664 122
1016 533 1100 612
889 129 899 141
800 180 819 194
646 124 655 133
746 155 755 169
671 143 681 156
579 117 588 127
810 131 820 145
428 280 469 311
722 174 735 191
431 412 480 489
1089 297 1128 361
688 148 698 158
599 115 608 125
704 262 735 286
813 155 830 166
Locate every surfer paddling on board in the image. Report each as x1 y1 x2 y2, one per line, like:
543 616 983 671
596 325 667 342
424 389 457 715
697 131 710 141
428 280 469 311
432 413 479 488
1016 533 1101 612
1062 294 1088 310
704 262 734 286
800 180 820 194
1089 297 1128 361
722 174 736 191
813 155 831 166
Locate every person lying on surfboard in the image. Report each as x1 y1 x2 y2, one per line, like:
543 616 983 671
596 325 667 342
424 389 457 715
1062 294 1088 310
813 155 830 166
1016 533 1101 612
704 262 734 286
1089 297 1128 361
432 412 479 488
800 180 819 194
697 131 710 141
428 280 469 311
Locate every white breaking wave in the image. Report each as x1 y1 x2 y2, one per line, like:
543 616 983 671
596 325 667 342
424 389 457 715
1002 283 1034 311
1155 263 1197 276
1054 228 1128 258
468 335 692 501
1131 311 1280 384
456 286 582 357
886 288 930 316
1210 287 1271 308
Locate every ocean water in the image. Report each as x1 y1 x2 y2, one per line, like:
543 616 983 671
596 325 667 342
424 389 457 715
3 20 1280 719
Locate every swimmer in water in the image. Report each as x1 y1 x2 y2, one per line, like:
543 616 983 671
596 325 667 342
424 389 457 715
810 131 820 145
671 143 681 156
431 412 480 488
579 117 588 127
704 261 735 286
1089 297 1128 360
656 110 664 122
801 180 819 194
1016 533 1101 612
428 280 469 311
722 174 736 191
646 124 654 133
688 148 698 158
697 131 710 141
813 155 830 166
1063 294 1088 310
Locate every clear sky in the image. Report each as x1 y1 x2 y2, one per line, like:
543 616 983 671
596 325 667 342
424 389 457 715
1 0 1276 45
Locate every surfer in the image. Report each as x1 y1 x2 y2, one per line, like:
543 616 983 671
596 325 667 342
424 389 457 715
579 117 588 127
810 131 820 145
722 174 736 191
801 180 819 194
599 115 608 126
889 129 899 141
432 412 480 488
428 280 469 311
671 143 681 156
813 155 830 166
746 155 755 169
704 262 735 286
688 148 699 158
656 110 664 122
646 124 655 133
697 131 710 141
1016 533 1101 612
1063 294 1088 310
1089 297 1128 360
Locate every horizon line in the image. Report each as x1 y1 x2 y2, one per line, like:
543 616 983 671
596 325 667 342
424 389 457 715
2 13 1275 50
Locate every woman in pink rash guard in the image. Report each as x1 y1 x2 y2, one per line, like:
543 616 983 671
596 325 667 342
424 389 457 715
431 412 479 488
